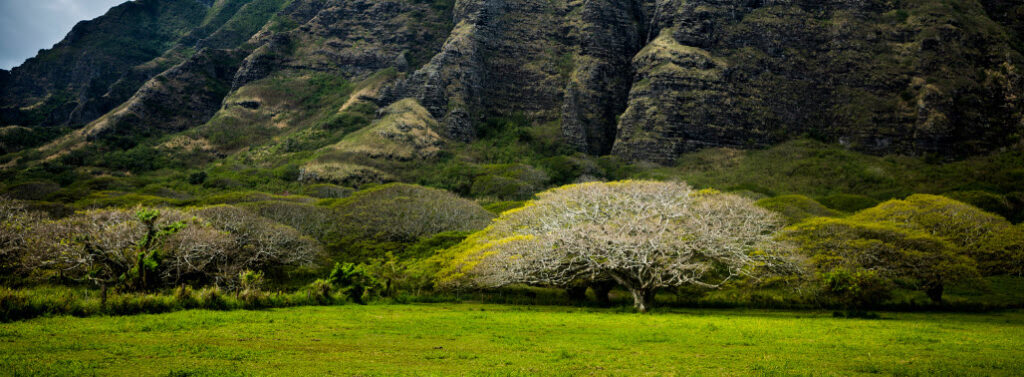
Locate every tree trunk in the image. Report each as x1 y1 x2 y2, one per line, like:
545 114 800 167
100 283 108 307
926 284 944 304
629 287 650 313
607 272 650 312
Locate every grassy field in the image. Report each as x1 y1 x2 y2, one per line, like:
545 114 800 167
1 305 1023 376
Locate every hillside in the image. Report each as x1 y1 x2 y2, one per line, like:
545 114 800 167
3 3 1024 374
1 0 1023 214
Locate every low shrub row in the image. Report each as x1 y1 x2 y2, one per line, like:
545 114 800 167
0 284 347 322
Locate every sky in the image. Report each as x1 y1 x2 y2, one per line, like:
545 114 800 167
0 0 126 70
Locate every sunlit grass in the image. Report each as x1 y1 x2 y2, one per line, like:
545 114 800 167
1 304 1022 376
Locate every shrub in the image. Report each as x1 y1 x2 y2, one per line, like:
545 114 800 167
328 263 377 304
188 171 208 185
755 195 842 224
307 279 334 304
942 191 1014 220
331 183 494 242
817 194 879 213
851 194 1015 276
0 197 48 280
197 287 229 310
820 268 893 308
784 217 979 304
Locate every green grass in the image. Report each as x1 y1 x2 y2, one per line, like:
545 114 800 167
1 304 1022 376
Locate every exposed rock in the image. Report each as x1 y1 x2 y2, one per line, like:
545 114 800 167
612 0 1024 161
5 0 1024 168
559 0 649 154
611 29 733 163
234 0 453 89
80 48 248 141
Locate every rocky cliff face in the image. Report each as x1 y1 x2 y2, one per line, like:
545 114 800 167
612 0 1024 162
3 0 1022 167
388 0 1022 161
390 0 652 153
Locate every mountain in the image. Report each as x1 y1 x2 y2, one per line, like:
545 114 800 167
1 0 1023 208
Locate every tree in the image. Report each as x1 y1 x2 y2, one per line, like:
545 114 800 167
784 217 979 304
332 183 494 242
242 201 334 241
0 197 47 279
38 207 192 301
32 205 319 293
851 194 1017 276
441 181 794 312
189 205 321 287
976 224 1024 276
328 262 377 304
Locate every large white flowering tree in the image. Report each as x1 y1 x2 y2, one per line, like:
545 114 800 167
440 180 794 312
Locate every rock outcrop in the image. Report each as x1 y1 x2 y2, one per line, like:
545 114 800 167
611 0 1024 161
4 0 1023 167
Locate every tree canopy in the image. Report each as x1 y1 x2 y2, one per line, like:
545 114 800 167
784 217 978 305
439 181 794 312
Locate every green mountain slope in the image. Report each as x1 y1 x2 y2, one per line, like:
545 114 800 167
1 0 1023 224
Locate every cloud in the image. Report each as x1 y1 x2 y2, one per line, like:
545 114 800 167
0 0 126 70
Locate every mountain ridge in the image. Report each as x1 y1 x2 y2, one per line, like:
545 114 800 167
2 0 1023 194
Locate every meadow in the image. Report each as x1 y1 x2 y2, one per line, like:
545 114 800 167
1 304 1022 376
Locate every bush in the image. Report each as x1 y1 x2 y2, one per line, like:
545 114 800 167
817 194 879 213
851 194 1015 275
482 201 527 215
331 183 494 242
188 171 207 185
784 217 978 304
820 268 893 308
942 191 1014 220
755 195 842 224
328 263 377 304
303 184 353 199
307 279 334 304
